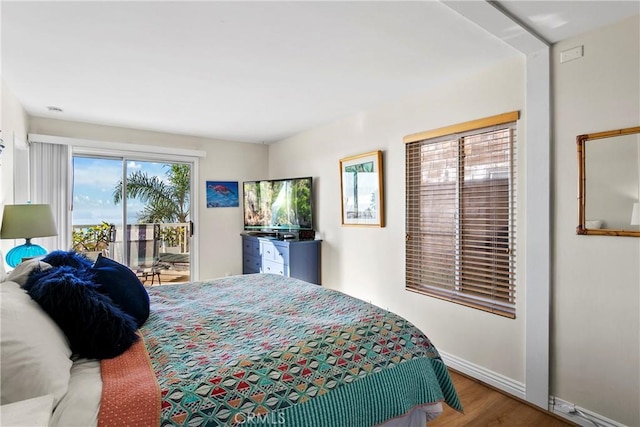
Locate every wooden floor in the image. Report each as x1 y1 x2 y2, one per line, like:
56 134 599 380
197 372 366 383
430 371 576 426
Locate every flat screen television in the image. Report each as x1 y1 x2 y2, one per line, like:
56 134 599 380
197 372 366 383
243 177 313 231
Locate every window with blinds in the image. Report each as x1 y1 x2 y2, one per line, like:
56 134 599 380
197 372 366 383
404 112 518 318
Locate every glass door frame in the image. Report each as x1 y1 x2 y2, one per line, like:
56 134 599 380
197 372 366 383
72 146 199 281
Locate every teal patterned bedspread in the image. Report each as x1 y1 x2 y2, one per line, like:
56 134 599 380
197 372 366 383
142 274 461 426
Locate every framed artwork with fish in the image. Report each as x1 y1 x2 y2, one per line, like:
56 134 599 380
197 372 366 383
206 181 239 208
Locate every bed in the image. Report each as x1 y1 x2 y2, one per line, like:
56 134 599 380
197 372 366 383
1 257 461 427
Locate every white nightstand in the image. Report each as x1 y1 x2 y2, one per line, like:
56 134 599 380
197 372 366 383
0 394 53 426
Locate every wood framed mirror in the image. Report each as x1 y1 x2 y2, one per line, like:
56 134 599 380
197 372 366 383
577 126 640 237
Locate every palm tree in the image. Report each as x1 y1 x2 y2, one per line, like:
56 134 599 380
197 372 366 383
113 164 190 223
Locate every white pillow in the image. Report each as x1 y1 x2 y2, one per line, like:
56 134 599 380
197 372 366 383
6 258 52 287
0 281 73 406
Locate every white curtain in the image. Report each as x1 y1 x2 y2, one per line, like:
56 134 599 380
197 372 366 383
30 142 71 252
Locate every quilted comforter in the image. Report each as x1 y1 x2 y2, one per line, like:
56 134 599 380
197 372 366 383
100 274 461 426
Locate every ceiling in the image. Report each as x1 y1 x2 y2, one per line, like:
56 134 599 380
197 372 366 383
2 1 638 144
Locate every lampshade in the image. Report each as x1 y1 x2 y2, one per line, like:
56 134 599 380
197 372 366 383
1 204 58 267
632 202 640 226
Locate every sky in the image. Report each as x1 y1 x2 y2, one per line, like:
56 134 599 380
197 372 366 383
72 157 171 226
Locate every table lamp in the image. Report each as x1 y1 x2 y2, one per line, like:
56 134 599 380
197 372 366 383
1 204 58 267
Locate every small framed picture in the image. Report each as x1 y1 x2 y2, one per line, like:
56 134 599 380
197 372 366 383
339 150 384 227
206 181 239 208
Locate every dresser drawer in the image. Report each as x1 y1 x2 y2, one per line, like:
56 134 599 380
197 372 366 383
261 241 290 263
243 239 260 257
272 243 289 264
260 241 277 261
243 254 261 274
262 259 288 276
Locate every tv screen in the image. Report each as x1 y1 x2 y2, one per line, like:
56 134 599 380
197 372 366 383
243 177 313 231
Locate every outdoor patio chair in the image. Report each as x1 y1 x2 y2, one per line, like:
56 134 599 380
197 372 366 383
126 223 169 285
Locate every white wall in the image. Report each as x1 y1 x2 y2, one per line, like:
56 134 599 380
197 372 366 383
28 117 269 280
0 80 29 265
268 57 527 382
552 15 640 426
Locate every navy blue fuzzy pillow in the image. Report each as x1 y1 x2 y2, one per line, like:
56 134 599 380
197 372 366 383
26 265 139 359
91 254 150 327
42 250 93 270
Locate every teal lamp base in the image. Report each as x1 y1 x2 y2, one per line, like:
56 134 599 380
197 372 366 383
5 240 48 267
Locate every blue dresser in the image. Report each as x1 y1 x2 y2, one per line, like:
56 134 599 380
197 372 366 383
241 235 321 285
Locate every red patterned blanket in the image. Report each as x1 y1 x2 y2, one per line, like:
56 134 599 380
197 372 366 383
98 336 160 427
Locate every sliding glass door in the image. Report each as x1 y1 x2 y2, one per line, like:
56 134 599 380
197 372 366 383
72 155 192 284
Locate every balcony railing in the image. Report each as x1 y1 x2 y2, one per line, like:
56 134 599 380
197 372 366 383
72 222 190 262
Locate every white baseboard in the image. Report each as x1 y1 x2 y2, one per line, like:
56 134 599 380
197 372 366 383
439 350 526 399
549 396 627 427
439 351 627 427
